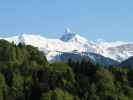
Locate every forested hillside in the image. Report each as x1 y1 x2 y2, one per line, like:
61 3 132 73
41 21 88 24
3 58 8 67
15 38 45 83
0 40 133 100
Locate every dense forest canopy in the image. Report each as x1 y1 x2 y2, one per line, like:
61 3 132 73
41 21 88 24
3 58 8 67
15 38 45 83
0 40 133 100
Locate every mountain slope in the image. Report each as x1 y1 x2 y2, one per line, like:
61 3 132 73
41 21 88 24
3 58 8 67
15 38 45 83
51 52 119 66
0 29 132 63
120 56 133 67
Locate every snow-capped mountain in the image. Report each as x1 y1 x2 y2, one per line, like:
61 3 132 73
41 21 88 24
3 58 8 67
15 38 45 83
0 29 133 63
95 41 133 61
60 28 88 43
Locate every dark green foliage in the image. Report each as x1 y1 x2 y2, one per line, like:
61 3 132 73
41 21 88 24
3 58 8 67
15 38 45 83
0 73 7 100
0 40 133 100
41 88 74 100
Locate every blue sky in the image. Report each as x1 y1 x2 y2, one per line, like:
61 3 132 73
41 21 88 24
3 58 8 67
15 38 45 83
0 0 133 41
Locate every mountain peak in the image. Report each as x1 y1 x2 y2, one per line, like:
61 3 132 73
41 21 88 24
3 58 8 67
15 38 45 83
64 28 71 34
60 28 88 43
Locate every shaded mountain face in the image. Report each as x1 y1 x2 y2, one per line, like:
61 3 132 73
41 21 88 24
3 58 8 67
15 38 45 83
52 52 119 66
0 29 133 64
120 56 133 67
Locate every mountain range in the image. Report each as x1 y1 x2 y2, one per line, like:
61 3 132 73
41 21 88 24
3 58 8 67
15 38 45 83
0 28 133 66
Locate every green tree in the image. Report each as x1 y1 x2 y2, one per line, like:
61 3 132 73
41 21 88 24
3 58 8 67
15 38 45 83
41 88 73 100
49 62 75 91
88 83 100 100
11 73 24 100
95 68 117 100
0 73 7 100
